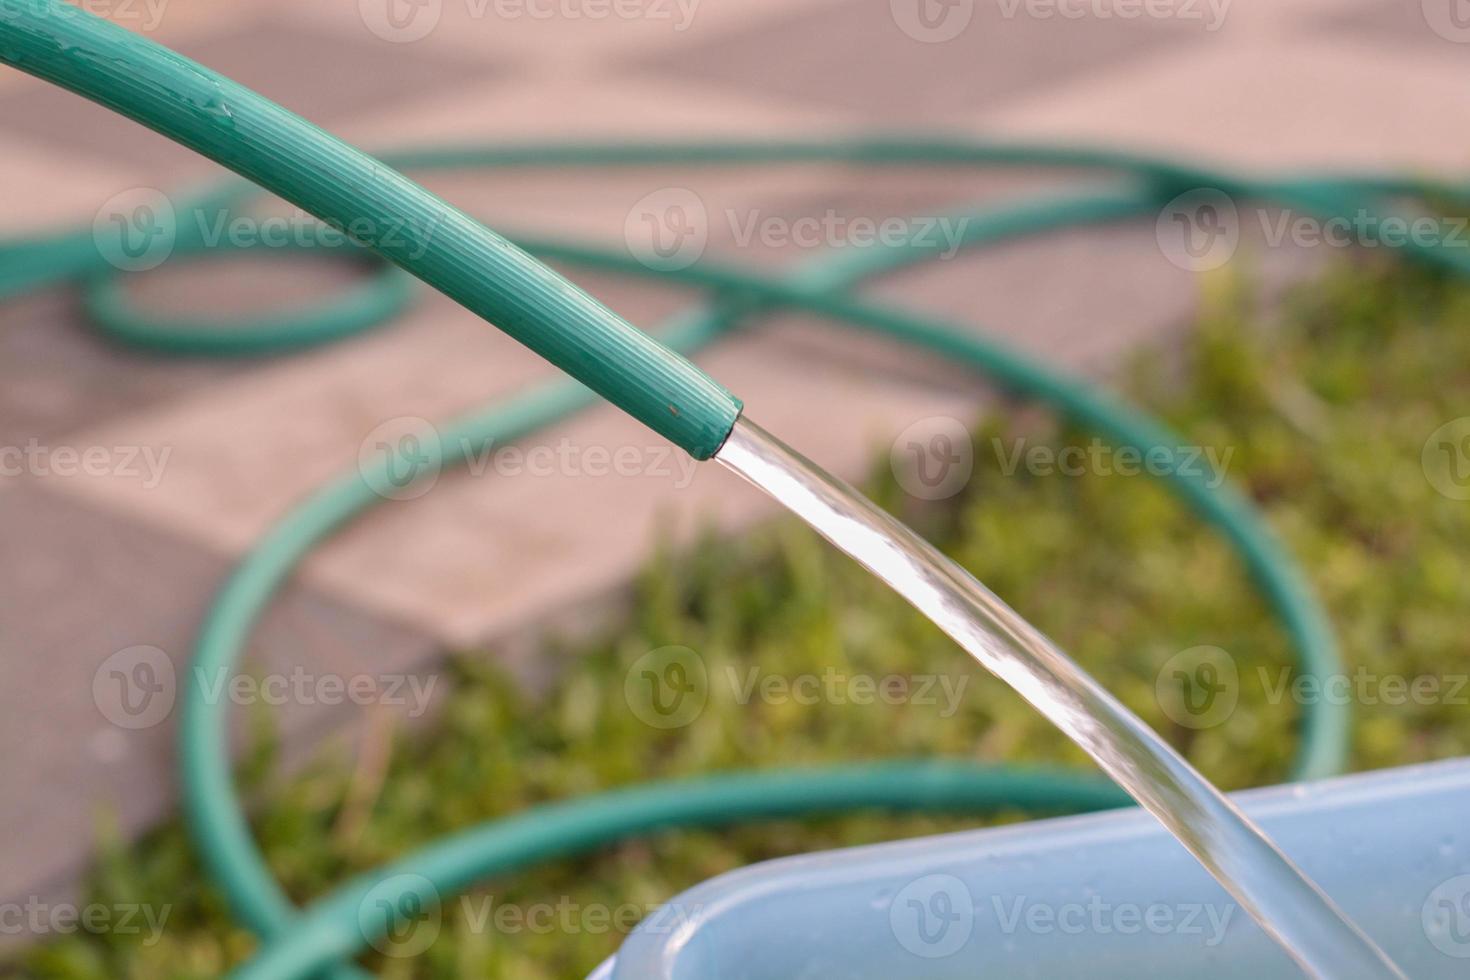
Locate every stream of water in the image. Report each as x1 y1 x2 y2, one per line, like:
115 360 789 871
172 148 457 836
715 416 1403 979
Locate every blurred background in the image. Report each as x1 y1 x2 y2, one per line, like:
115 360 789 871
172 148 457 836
2 0 1469 976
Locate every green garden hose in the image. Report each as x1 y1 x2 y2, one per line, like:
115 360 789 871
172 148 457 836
2 1 1467 976
0 0 740 458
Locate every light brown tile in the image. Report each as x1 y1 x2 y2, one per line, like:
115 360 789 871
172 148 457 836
0 481 438 904
970 36 1470 174
0 134 146 236
863 213 1327 377
335 72 855 146
1321 0 1470 51
1198 0 1361 39
0 290 251 453
628 0 1210 121
285 0 832 69
87 0 276 44
39 298 559 553
331 74 860 247
0 13 506 177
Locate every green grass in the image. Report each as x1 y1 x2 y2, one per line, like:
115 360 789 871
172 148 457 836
14 259 1470 978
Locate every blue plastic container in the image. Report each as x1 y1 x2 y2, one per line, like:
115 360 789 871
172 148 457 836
594 758 1470 978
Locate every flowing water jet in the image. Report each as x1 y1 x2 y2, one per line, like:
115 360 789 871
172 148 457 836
716 416 1404 980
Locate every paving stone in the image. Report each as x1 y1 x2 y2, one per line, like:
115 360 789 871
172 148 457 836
0 290 250 451
865 210 1329 375
74 0 275 46
0 0 268 103
970 35 1470 173
0 133 146 236
323 76 859 261
1320 0 1470 51
1186 0 1358 39
0 12 506 178
333 71 855 147
0 481 439 905
686 168 1112 275
37 295 561 555
285 0 827 68
627 0 1211 121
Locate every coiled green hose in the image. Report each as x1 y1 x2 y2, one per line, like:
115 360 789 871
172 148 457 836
4 2 1467 976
